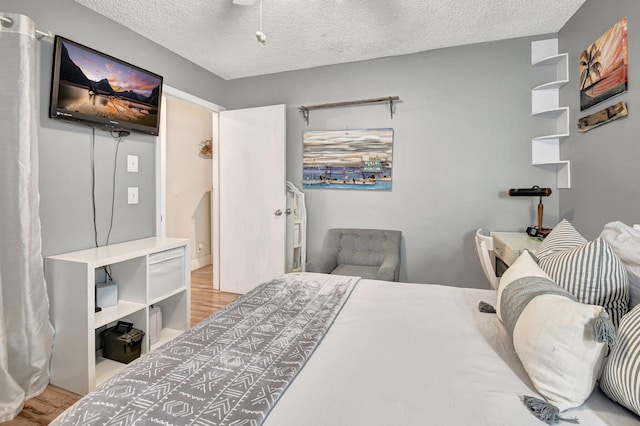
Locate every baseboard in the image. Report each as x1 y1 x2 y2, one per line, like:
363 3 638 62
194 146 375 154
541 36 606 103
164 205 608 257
191 255 212 271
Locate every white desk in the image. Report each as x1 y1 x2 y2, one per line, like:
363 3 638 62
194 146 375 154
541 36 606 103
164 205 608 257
491 232 542 273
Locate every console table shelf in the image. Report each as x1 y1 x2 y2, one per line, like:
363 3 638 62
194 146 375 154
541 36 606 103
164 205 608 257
45 237 190 395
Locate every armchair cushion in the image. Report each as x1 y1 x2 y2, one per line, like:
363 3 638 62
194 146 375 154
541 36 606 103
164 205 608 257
306 228 402 281
377 254 401 281
305 249 338 274
332 264 380 280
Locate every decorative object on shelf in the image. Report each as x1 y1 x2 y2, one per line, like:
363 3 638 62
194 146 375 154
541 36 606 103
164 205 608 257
303 128 393 190
579 17 628 111
578 101 628 133
96 281 118 308
508 186 553 238
100 321 144 364
299 96 400 125
199 138 212 156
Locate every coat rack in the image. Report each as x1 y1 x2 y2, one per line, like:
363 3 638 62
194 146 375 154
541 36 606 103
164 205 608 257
299 96 400 125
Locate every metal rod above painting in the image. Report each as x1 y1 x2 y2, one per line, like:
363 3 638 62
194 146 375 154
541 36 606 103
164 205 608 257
299 96 400 125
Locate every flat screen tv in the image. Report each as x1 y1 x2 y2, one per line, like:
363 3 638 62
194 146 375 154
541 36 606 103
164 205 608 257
49 36 163 136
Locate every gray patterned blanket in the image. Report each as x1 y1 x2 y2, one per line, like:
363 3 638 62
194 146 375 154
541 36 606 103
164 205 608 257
52 273 359 426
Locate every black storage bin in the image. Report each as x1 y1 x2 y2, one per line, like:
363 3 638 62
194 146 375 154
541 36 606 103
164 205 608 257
100 321 144 364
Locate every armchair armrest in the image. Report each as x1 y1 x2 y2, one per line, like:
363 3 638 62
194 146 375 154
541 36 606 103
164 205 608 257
305 249 339 273
376 254 401 282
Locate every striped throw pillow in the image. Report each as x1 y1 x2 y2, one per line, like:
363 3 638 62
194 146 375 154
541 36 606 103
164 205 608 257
600 304 640 416
537 220 629 327
536 219 587 259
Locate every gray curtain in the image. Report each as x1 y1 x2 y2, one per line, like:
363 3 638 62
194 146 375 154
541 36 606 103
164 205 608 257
0 13 54 422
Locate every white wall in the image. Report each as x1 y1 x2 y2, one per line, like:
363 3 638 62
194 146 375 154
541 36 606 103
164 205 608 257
165 97 214 268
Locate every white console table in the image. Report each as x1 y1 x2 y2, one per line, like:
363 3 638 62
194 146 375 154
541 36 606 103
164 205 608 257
491 232 543 275
45 237 190 395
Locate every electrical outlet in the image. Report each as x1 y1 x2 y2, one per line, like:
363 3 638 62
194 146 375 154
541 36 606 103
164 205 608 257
128 187 139 204
127 155 138 173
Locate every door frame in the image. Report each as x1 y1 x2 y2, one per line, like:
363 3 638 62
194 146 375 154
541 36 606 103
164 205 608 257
157 85 224 289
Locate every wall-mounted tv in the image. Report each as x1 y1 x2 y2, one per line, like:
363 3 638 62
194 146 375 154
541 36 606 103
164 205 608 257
49 36 163 136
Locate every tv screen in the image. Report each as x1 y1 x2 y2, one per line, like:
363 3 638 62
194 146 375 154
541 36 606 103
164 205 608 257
49 36 163 136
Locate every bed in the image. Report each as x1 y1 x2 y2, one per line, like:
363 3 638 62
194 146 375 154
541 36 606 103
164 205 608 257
51 271 640 426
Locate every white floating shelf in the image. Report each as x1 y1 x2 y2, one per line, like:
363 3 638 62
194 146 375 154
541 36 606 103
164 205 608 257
532 53 567 67
533 133 570 141
532 79 569 92
530 39 571 189
530 161 571 189
532 107 569 118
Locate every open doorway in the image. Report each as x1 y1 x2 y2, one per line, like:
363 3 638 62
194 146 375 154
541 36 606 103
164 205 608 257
158 89 286 294
165 97 213 269
157 86 223 288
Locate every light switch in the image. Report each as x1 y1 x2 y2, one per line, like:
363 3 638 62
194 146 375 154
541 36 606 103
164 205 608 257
128 187 139 204
127 155 138 173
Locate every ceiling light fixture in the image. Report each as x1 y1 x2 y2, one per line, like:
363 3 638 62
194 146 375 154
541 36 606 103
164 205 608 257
255 0 266 44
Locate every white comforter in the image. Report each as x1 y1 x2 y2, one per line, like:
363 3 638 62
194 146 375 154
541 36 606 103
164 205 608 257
265 279 640 425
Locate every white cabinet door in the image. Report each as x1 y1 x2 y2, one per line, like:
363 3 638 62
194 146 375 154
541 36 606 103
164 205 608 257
218 104 286 294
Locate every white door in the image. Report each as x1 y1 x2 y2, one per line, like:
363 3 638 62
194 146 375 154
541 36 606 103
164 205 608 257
217 104 286 294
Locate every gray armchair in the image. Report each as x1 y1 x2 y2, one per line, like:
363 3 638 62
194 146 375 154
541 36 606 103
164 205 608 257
306 228 402 281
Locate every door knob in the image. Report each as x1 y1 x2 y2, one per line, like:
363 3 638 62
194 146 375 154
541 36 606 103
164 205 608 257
274 209 283 216
285 208 292 215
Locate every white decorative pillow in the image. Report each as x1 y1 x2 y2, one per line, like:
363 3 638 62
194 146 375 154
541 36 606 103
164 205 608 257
600 221 640 309
496 249 549 323
600 304 640 416
536 220 629 327
515 296 611 411
498 251 613 412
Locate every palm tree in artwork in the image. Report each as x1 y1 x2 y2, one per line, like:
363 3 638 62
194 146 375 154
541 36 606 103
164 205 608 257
580 44 602 90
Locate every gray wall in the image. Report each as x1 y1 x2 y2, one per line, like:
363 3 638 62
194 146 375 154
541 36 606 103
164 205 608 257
6 0 579 286
3 0 227 256
559 1 640 239
225 38 560 287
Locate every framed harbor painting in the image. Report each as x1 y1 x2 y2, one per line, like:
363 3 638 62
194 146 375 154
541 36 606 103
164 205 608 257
303 128 393 190
579 17 628 111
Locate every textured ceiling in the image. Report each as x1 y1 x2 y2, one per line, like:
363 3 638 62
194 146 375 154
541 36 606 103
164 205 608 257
73 0 586 80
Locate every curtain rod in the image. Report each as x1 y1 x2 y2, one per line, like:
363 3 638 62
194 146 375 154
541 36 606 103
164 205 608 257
1 15 53 39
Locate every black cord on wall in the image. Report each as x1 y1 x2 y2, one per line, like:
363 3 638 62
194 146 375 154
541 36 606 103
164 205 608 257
105 134 122 247
89 127 128 282
90 126 99 248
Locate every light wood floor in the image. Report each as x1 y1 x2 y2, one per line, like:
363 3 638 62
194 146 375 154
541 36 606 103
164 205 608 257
3 264 238 425
190 265 239 327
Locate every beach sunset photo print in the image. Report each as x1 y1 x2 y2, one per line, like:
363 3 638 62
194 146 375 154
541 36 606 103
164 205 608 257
579 17 628 111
